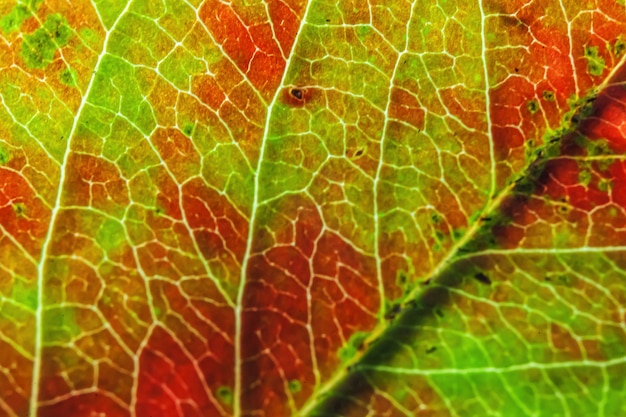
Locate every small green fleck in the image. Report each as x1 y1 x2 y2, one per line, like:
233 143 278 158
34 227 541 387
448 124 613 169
614 37 626 57
598 178 612 192
288 379 302 393
182 123 195 136
395 269 415 296
542 90 555 101
356 25 372 39
100 293 112 305
583 45 606 76
216 386 233 405
527 100 539 114
578 169 592 187
338 331 369 363
524 139 536 163
393 387 408 401
60 68 77 87
13 202 26 216
430 213 442 223
0 143 10 164
451 228 465 241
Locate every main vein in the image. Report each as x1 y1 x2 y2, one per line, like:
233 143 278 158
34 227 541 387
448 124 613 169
232 0 316 415
29 3 133 415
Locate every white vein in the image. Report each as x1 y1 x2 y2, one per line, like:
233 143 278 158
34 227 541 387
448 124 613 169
29 2 134 415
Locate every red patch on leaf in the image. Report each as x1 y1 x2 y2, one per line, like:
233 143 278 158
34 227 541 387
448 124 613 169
39 392 129 417
578 66 626 152
136 326 229 416
199 0 303 96
183 178 248 270
152 128 201 183
241 195 378 414
63 153 130 213
389 87 425 130
0 169 49 256
193 76 226 110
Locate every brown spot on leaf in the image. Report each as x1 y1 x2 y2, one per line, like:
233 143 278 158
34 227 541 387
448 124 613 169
283 87 312 107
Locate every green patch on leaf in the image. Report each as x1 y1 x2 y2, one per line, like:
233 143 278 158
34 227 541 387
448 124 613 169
0 143 10 165
182 123 195 137
574 136 611 157
216 386 233 405
42 306 82 343
396 269 415 296
356 25 372 40
614 37 626 57
338 331 370 363
96 219 126 253
79 27 99 48
578 168 592 187
159 46 204 90
21 13 72 69
527 100 539 114
1 3 30 33
451 228 466 242
11 276 38 311
12 202 26 216
60 68 78 87
524 139 537 164
288 379 302 393
598 178 612 192
583 45 606 76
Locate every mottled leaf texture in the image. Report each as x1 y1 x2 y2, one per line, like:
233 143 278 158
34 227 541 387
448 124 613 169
1 0 626 416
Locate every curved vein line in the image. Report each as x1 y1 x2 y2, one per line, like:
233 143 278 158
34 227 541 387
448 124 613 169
232 1 316 415
29 2 134 414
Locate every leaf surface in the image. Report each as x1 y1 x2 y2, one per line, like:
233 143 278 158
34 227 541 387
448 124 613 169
0 0 625 416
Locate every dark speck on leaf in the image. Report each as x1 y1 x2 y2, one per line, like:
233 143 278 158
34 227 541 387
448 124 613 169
354 148 364 157
474 272 492 285
291 88 303 100
326 19 330 22
426 346 437 354
514 68 519 72
385 303 402 320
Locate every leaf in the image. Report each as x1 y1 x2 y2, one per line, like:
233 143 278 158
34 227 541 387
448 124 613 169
0 0 625 416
